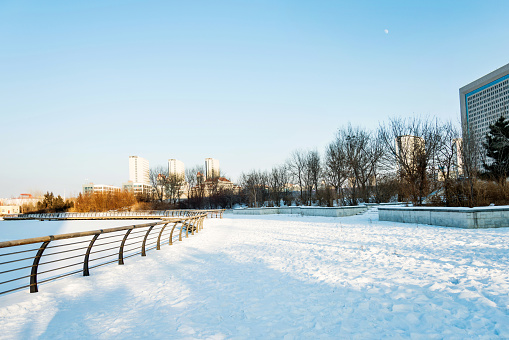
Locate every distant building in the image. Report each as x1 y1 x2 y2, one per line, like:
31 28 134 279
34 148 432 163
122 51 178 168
190 176 241 197
452 138 464 177
0 206 20 215
395 135 425 171
129 156 150 185
197 172 205 184
284 183 301 192
205 158 220 179
122 181 153 196
1 194 42 207
460 63 509 143
82 183 93 194
344 175 376 189
168 159 185 178
82 183 121 195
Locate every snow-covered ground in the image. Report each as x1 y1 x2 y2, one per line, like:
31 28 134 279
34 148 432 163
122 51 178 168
0 209 508 339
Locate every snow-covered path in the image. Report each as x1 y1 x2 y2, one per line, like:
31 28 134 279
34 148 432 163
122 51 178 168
0 212 508 339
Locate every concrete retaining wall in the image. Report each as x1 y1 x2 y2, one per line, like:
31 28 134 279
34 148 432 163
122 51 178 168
378 206 509 229
232 206 368 217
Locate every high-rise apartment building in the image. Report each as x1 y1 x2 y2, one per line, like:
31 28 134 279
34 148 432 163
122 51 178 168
452 138 464 177
168 159 185 178
129 156 150 185
395 135 425 171
460 63 509 143
205 158 220 179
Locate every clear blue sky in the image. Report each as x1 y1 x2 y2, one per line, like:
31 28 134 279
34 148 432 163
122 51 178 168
1 0 509 198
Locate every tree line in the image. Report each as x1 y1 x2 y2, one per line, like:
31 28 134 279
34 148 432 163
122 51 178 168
238 116 509 208
22 115 508 213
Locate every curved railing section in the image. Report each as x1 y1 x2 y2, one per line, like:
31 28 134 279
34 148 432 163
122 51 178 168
0 214 207 295
2 209 226 220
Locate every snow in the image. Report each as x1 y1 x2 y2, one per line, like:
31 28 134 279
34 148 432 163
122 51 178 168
1 209 508 339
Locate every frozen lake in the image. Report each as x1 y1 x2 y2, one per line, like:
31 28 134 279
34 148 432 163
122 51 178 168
0 218 161 242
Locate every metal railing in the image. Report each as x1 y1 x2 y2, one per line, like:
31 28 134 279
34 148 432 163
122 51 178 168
0 213 207 295
3 209 226 220
163 209 225 218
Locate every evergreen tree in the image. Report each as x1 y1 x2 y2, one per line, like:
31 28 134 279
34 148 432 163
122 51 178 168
37 192 54 210
36 192 73 212
483 115 509 183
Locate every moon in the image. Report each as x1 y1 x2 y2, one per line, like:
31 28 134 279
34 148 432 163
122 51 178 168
384 29 389 34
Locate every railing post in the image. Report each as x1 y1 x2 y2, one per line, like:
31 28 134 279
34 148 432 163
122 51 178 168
118 228 133 265
190 217 196 235
30 240 50 293
156 223 170 250
179 220 187 241
83 234 100 276
141 225 154 256
169 222 179 245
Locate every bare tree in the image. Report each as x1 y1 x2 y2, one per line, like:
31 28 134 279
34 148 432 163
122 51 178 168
378 117 442 205
461 125 482 207
433 122 462 205
370 129 388 203
185 165 204 202
306 150 321 205
207 171 238 209
286 150 307 204
324 126 387 205
329 125 382 205
149 166 168 202
268 164 290 206
166 174 185 205
344 126 373 204
324 133 349 205
239 170 268 207
286 149 322 205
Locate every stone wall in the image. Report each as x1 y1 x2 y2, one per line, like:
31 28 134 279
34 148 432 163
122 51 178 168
232 206 368 217
378 206 509 229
